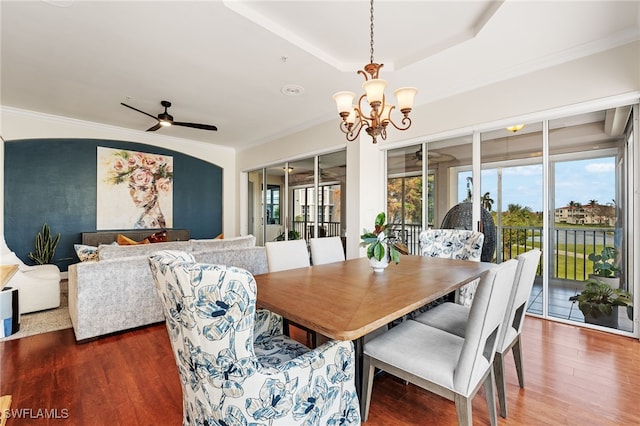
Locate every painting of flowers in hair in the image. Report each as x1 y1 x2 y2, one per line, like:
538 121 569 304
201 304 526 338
97 147 173 230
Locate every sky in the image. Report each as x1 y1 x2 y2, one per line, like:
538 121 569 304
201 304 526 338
458 157 616 212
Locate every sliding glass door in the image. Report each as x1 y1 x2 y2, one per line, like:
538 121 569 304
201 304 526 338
384 103 636 336
247 150 346 248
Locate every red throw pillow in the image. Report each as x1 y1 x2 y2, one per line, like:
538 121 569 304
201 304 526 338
148 230 168 243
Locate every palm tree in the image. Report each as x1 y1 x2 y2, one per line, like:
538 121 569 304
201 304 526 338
481 192 494 211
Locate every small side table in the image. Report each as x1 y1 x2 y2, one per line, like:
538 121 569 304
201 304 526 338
1 265 20 337
1 265 18 287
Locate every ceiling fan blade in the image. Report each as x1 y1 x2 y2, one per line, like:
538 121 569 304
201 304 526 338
172 121 218 131
146 123 162 132
120 102 159 121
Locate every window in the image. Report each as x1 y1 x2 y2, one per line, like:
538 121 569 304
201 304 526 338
266 185 280 224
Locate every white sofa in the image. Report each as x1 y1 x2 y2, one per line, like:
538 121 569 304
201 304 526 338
67 235 267 341
0 236 61 314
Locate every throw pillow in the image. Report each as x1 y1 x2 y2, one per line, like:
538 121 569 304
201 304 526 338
148 230 168 243
117 234 150 245
74 244 98 262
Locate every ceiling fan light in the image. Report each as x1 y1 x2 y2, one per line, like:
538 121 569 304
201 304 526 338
362 78 387 106
506 124 525 133
160 121 171 127
333 91 356 115
394 87 418 112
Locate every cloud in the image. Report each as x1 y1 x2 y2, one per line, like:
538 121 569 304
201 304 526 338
503 164 542 176
585 162 615 173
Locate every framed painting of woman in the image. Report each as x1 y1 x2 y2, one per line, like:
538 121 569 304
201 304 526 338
97 147 173 230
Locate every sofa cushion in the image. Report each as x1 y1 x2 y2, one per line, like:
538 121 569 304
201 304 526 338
98 240 192 260
189 234 255 251
192 246 268 275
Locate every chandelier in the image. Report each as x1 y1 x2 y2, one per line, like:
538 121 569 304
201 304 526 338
333 0 417 144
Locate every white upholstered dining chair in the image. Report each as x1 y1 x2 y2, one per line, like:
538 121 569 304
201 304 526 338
265 239 310 272
361 259 518 426
413 248 541 418
309 236 345 265
264 239 316 346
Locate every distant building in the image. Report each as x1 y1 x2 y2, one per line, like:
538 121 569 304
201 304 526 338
555 204 615 226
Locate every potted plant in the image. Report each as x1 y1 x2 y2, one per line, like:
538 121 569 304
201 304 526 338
360 212 408 272
587 246 620 288
28 223 61 265
569 277 632 328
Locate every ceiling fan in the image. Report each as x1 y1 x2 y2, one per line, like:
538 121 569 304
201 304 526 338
411 147 455 164
120 100 218 132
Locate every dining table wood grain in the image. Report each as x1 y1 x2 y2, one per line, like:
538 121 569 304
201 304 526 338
254 255 496 342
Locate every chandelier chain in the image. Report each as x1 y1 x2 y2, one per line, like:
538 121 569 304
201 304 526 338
369 0 375 64
332 0 416 143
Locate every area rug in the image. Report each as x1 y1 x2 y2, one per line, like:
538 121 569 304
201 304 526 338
0 281 71 342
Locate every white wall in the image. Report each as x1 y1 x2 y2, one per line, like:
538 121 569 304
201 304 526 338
236 41 640 256
2 42 638 250
0 107 238 238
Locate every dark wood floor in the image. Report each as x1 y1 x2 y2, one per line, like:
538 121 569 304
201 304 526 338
1 317 638 425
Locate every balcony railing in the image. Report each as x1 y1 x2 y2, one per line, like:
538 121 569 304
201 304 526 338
387 223 617 281
292 221 341 240
293 221 616 282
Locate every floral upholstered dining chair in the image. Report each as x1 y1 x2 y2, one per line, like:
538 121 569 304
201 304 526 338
148 250 360 426
419 229 485 307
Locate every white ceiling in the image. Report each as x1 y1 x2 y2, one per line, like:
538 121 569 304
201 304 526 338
2 0 639 151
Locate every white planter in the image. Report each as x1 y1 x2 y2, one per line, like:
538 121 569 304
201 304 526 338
588 274 620 289
369 244 389 273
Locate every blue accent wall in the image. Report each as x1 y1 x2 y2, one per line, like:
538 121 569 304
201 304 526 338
4 139 223 271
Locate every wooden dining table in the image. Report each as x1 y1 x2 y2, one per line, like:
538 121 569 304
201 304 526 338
254 255 496 399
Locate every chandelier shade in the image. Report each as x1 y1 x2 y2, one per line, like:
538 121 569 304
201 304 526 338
395 87 419 112
333 0 417 143
363 79 387 105
333 91 356 116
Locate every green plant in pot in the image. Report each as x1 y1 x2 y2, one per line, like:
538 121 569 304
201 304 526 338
28 223 61 265
360 212 408 271
275 230 300 241
569 278 633 328
587 246 620 287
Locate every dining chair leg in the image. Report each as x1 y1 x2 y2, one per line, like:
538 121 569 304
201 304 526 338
454 394 472 426
361 355 375 422
483 368 498 426
310 330 317 348
512 335 525 388
282 318 291 336
493 352 508 418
